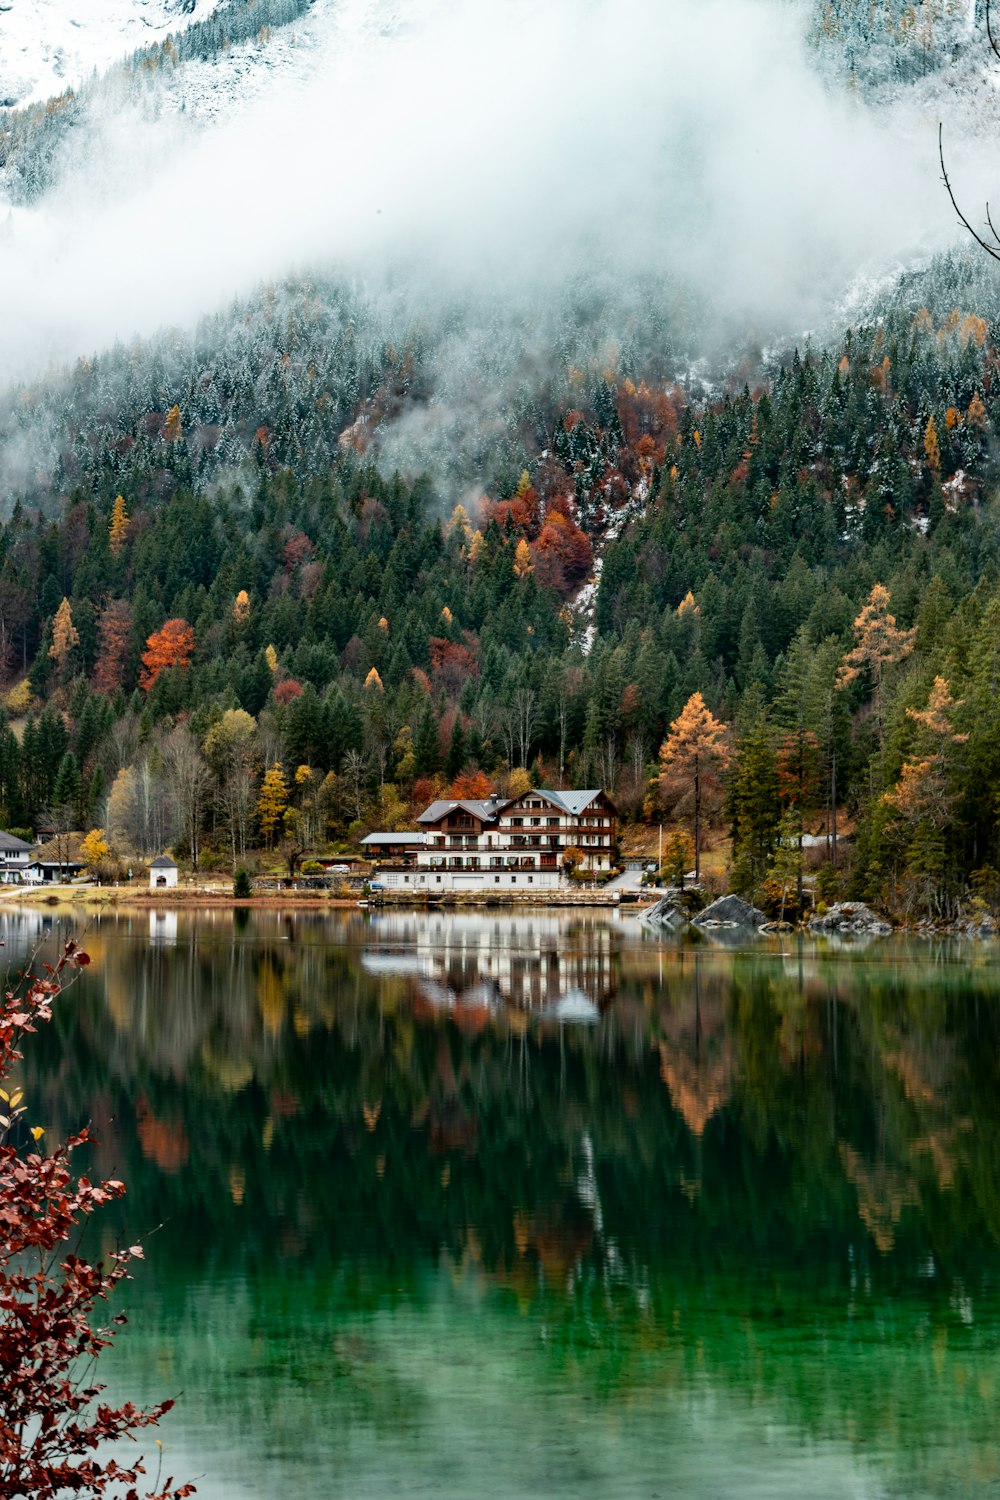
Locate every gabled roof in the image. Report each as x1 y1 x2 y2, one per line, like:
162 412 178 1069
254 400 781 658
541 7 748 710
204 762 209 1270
545 789 603 816
150 854 178 868
504 789 604 816
0 831 33 854
417 798 509 825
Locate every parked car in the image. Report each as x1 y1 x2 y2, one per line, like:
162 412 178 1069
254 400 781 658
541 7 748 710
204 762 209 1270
330 863 350 874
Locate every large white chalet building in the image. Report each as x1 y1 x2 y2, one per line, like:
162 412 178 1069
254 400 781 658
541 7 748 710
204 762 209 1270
362 788 617 893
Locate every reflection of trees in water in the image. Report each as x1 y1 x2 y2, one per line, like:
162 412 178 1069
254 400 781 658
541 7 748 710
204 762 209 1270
16 914 1000 1292
17 914 1000 1493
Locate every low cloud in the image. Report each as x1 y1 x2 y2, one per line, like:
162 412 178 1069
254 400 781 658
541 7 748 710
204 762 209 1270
0 0 980 386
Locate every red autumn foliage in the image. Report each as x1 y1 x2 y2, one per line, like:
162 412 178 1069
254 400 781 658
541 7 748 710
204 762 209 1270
282 531 314 573
448 771 493 799
428 636 478 696
533 509 593 588
139 618 195 692
273 678 303 705
481 487 541 539
615 380 685 456
0 945 194 1500
410 776 441 810
93 599 132 696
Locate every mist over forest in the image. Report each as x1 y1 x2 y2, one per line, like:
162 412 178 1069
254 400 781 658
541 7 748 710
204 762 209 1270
0 0 999 922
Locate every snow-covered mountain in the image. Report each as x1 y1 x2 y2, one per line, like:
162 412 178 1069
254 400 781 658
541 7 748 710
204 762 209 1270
0 0 218 108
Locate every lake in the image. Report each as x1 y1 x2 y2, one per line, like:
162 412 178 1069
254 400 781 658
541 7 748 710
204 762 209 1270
11 905 1000 1499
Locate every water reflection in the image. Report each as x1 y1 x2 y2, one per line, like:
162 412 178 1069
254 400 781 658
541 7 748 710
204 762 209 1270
11 909 1000 1498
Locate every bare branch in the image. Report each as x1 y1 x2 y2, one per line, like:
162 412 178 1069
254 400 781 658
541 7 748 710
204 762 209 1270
938 121 1000 262
988 0 1000 63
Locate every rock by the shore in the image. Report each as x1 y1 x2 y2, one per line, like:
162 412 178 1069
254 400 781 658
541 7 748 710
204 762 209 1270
809 901 891 936
641 891 687 926
692 894 767 930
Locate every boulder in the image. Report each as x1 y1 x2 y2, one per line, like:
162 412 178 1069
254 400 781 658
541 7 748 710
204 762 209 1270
692 894 767 930
640 888 690 926
808 902 891 936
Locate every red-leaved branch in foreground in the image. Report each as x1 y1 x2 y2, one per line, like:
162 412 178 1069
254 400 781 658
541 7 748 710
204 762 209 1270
0 939 194 1500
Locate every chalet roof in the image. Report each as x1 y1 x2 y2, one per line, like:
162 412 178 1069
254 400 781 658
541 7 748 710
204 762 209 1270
507 789 605 816
0 831 33 853
546 789 603 816
150 855 178 869
416 798 509 825
360 832 428 846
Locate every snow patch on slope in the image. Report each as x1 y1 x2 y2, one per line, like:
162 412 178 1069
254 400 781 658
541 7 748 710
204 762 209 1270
0 0 218 108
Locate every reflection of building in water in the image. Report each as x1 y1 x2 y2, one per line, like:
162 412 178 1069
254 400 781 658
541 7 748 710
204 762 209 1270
0 906 57 957
364 912 616 1014
149 910 178 945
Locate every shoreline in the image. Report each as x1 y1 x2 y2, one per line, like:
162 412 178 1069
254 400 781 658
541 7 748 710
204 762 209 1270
0 885 633 913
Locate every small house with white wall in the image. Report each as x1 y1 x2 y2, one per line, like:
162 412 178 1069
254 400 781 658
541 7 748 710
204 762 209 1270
149 855 179 891
0 830 36 883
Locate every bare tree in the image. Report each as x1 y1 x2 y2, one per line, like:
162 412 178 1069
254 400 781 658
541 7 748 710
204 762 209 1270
162 726 211 871
514 685 539 768
939 1 1000 260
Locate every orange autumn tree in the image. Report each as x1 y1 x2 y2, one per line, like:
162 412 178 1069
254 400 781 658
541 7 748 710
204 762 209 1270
838 583 916 752
139 618 195 692
94 600 132 696
658 692 730 884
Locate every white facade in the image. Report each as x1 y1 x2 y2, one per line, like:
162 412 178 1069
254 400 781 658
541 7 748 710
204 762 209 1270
149 857 179 891
369 789 617 893
379 865 561 893
0 832 35 884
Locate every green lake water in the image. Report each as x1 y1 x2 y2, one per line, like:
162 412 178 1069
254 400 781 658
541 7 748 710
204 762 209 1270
12 906 1000 1499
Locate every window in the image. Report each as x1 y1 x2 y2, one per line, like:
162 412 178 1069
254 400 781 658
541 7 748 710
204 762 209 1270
528 876 533 884
495 876 500 884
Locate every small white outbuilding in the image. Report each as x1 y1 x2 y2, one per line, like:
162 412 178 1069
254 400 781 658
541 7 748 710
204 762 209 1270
149 854 179 891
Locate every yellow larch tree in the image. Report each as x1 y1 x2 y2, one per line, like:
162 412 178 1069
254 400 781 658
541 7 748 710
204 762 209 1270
48 597 79 676
108 495 129 557
838 583 916 752
924 414 941 475
658 692 730 883
513 539 533 578
163 404 182 442
233 590 251 625
257 763 288 848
